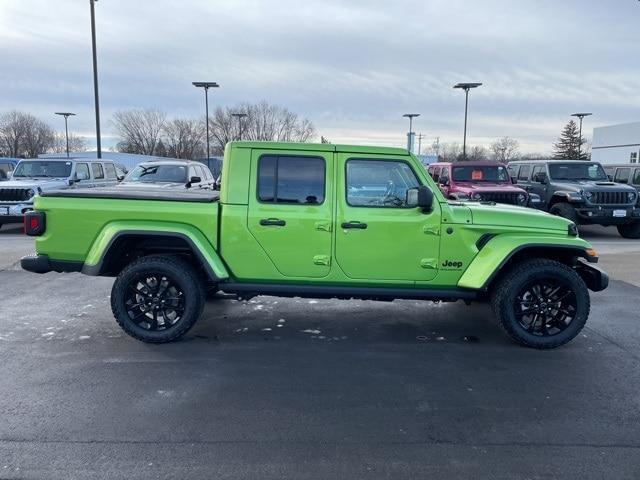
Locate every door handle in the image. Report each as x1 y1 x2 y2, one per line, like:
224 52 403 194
260 218 286 227
341 221 367 229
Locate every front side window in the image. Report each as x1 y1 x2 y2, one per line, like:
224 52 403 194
614 168 631 184
548 163 608 181
633 168 640 186
531 165 545 182
507 164 519 180
76 163 90 180
346 159 420 207
91 163 104 179
452 165 509 182
257 155 325 205
13 161 72 178
517 165 531 181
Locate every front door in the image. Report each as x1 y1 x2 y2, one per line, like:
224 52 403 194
247 149 333 278
335 155 441 282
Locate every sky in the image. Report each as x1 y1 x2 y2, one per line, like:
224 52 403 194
1 0 639 153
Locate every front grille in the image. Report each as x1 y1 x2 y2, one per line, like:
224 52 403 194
0 188 32 202
590 191 629 205
478 192 522 205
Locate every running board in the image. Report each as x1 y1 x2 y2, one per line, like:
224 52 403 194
221 283 477 302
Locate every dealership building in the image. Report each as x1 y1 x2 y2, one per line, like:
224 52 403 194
591 121 640 165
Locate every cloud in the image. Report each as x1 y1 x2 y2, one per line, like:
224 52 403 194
0 0 638 152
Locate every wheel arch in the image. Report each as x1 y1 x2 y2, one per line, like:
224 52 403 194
82 226 229 282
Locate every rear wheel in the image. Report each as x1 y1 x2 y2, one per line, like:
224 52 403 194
617 221 640 239
491 259 589 349
550 202 578 224
111 255 205 343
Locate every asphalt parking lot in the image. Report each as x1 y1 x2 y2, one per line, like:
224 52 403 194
1 223 639 479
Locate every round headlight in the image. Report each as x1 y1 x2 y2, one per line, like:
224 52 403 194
472 193 482 201
628 192 636 202
517 193 527 205
584 191 593 201
26 188 36 198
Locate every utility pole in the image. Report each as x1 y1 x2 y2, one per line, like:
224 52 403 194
89 0 101 158
54 112 76 158
417 133 424 155
453 82 482 160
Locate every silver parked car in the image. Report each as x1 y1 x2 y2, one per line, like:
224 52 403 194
0 158 120 228
118 161 216 190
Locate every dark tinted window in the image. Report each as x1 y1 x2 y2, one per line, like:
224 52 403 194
91 163 104 179
346 159 420 208
615 168 631 184
452 165 508 182
517 164 531 180
430 167 440 182
257 155 325 205
531 165 545 182
548 163 607 181
104 163 117 179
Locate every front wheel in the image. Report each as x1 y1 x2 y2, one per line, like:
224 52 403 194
550 202 578 224
491 259 590 349
617 221 640 239
111 255 205 343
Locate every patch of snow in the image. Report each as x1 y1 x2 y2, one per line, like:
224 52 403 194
261 327 272 331
78 335 90 340
301 329 321 334
308 300 318 304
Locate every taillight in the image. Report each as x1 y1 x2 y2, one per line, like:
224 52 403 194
24 211 46 236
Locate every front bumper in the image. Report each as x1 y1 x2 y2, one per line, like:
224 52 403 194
0 202 33 223
575 206 640 224
575 259 609 292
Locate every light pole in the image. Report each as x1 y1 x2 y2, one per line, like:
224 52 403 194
453 82 482 160
192 82 220 160
89 0 101 158
571 112 592 159
55 112 76 158
231 112 248 140
416 133 424 155
402 113 420 153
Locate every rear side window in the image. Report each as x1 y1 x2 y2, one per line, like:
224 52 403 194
517 164 531 181
0 162 13 179
76 163 90 179
91 163 104 179
104 163 117 179
257 155 325 205
431 167 441 182
346 159 420 208
614 168 631 184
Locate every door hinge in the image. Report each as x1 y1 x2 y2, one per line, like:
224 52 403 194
420 258 438 269
423 225 440 236
315 221 332 232
313 255 331 266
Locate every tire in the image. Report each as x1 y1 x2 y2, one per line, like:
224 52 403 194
550 202 578 224
491 259 590 349
617 221 640 239
110 255 205 343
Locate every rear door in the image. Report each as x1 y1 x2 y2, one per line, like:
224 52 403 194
335 154 441 282
528 164 547 199
90 162 105 188
247 148 333 278
104 163 118 186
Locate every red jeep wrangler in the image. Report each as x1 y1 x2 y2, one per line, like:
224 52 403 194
428 161 534 206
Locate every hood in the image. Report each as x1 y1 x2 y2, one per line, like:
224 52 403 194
0 177 69 191
463 201 571 231
552 180 636 193
453 182 526 193
117 182 186 189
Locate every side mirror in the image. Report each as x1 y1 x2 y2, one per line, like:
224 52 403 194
408 185 434 211
533 172 547 184
439 177 449 186
186 176 201 188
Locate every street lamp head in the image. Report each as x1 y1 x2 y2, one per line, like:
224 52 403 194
454 82 482 90
571 112 593 119
231 112 248 118
192 82 220 89
402 113 420 119
55 112 76 117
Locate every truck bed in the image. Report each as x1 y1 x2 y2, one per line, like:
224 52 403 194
42 187 219 203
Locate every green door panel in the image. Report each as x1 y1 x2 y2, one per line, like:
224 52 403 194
335 153 442 282
457 233 591 290
246 148 334 278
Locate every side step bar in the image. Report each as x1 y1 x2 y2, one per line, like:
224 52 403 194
221 282 477 302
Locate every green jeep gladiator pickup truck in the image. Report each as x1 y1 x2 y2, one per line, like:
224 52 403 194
21 141 608 349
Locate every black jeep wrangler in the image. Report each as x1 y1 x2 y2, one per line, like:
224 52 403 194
508 160 640 238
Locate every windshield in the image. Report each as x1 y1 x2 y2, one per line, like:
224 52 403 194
12 161 72 178
548 163 608 181
124 164 187 183
452 165 509 182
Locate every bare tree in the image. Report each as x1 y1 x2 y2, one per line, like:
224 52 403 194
162 118 205 159
439 142 461 162
490 136 520 163
208 102 316 154
50 132 88 154
113 109 167 155
468 145 489 161
0 111 55 158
